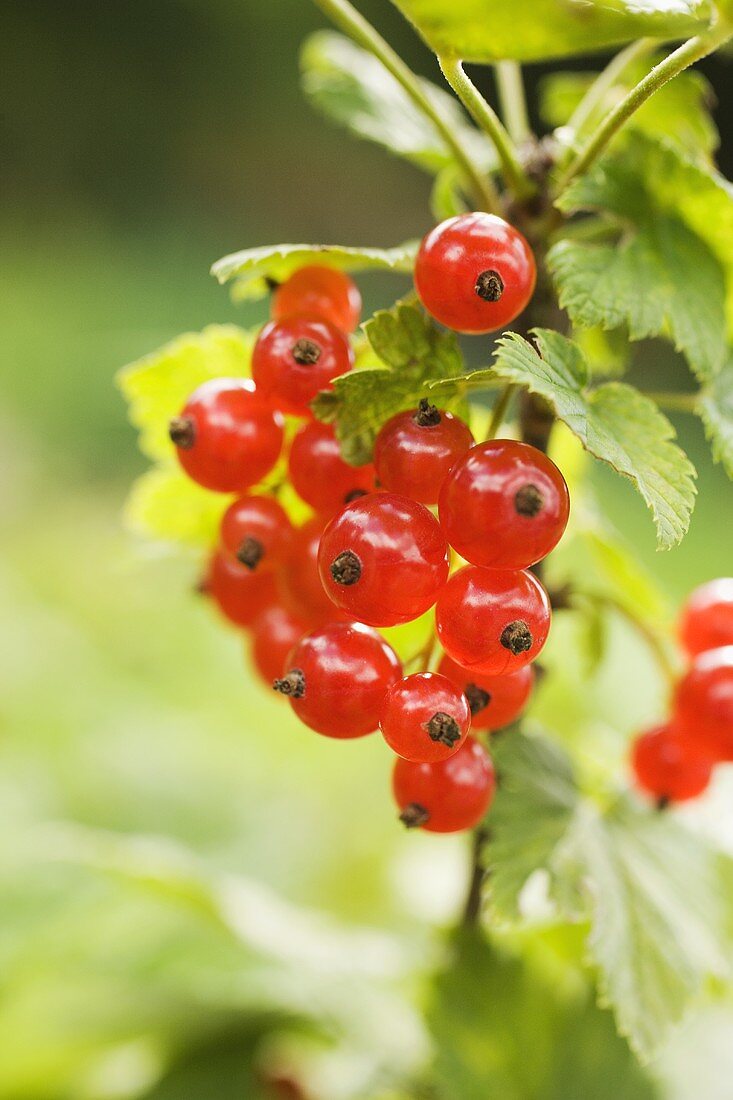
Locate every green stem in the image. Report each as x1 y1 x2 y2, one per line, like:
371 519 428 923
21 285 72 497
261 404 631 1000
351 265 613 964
562 38 654 147
486 383 516 439
643 391 698 413
311 0 499 212
495 61 531 144
556 24 732 192
580 591 677 685
438 56 536 201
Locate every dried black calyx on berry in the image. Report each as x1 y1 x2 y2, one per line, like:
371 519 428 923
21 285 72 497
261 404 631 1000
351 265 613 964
465 683 491 715
475 269 504 302
330 550 362 586
169 416 195 449
414 398 442 427
426 712 462 746
237 536 264 570
343 488 368 504
291 338 322 365
514 483 544 517
500 620 533 655
273 669 306 699
399 802 430 829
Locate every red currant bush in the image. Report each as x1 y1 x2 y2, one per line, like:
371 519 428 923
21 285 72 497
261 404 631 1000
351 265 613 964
679 578 733 657
250 604 310 685
631 724 712 803
220 494 292 572
439 439 569 570
169 378 284 493
436 565 551 675
288 421 376 514
272 264 362 334
207 550 279 628
414 213 536 334
252 317 353 417
317 493 450 627
373 399 474 504
438 654 534 731
392 736 495 833
273 621 402 738
380 672 471 762
674 646 733 760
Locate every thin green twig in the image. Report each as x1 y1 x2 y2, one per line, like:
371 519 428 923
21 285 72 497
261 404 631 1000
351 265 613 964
486 383 517 439
495 61 531 144
643 392 698 414
562 38 654 147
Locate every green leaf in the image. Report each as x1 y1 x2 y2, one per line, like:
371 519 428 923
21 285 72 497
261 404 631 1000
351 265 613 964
541 65 718 157
699 359 733 477
117 324 254 462
300 31 495 173
312 301 464 464
387 0 711 64
491 330 697 549
552 133 732 377
211 240 417 302
124 466 229 548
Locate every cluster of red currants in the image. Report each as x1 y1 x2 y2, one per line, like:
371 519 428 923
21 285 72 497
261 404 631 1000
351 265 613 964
168 214 568 833
632 578 733 805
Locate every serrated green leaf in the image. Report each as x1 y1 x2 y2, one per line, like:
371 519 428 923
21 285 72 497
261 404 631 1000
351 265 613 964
553 133 733 372
124 466 229 548
492 330 697 548
300 31 495 174
211 240 417 302
312 301 464 464
387 0 711 63
541 65 718 157
699 358 733 477
117 324 254 463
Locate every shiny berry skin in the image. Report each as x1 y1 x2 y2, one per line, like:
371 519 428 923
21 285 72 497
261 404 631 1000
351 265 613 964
414 213 536 335
273 621 402 738
374 400 474 505
288 421 376 514
439 440 569 570
438 654 534 731
674 646 733 760
436 566 551 675
272 265 362 334
220 494 292 572
679 578 733 657
631 724 712 803
169 378 284 493
250 605 309 685
280 517 339 623
392 736 495 833
252 317 354 417
380 672 471 762
318 493 450 627
207 550 279 628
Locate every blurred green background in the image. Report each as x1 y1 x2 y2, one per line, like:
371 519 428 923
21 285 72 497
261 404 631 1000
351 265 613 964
2 3 733 1098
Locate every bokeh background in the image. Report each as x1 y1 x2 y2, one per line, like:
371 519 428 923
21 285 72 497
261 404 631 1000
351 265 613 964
2 3 733 1098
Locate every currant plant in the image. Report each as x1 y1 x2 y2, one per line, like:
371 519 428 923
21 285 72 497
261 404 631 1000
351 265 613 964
117 0 733 1077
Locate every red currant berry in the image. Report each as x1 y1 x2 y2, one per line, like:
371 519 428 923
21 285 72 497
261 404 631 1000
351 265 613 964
679 578 733 657
438 654 533 731
169 378 284 493
288 421 376 514
392 736 495 833
414 213 536 334
436 565 551 675
318 493 450 627
220 494 292 572
380 672 471 762
272 265 362 334
273 621 402 738
250 604 309 685
373 399 474 505
674 646 733 760
252 317 353 417
280 517 339 623
207 550 279 628
439 440 569 570
631 724 712 803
